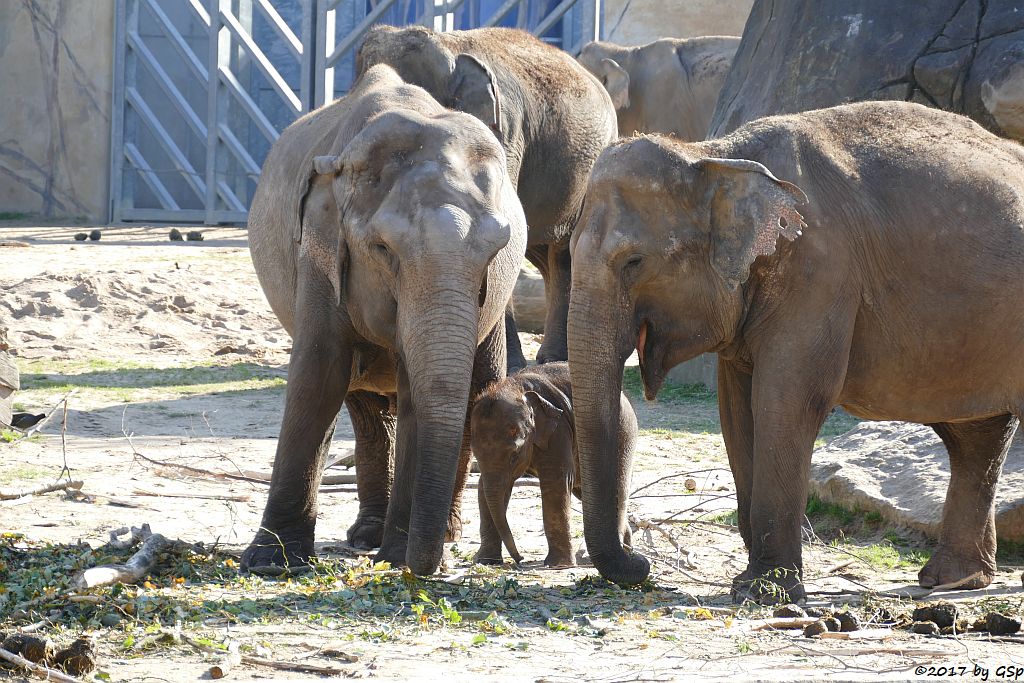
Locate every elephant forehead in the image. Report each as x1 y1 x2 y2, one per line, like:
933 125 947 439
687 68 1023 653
418 203 473 240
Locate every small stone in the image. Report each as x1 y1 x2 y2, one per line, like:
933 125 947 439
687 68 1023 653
823 617 842 632
88 229 101 241
985 612 1022 636
186 230 204 241
54 637 96 676
836 611 861 632
912 601 957 629
169 228 183 241
684 478 697 491
773 604 807 619
803 620 828 637
911 620 941 635
99 612 121 627
74 232 87 241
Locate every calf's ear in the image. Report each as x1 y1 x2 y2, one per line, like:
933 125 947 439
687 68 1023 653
524 391 563 449
299 154 348 304
598 58 630 110
701 157 807 291
450 53 503 135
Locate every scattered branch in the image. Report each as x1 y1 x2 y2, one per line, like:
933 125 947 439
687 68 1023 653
131 487 250 502
209 642 241 679
629 514 697 569
742 617 821 631
183 635 345 676
73 526 168 589
0 479 82 501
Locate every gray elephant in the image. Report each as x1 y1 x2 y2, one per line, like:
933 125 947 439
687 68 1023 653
242 64 527 576
568 100 1024 603
578 37 739 140
356 25 617 367
470 362 636 568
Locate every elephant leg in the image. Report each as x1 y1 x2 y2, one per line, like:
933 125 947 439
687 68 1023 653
919 415 1017 589
376 364 416 566
345 391 396 550
475 482 504 564
242 324 351 575
535 241 572 364
538 432 577 568
505 302 528 373
718 358 755 550
732 336 848 604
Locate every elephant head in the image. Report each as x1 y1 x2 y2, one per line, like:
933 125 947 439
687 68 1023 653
470 387 565 563
302 105 527 574
568 136 806 585
357 26 504 135
577 42 631 111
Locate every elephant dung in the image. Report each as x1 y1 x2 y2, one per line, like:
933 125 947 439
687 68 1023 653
809 421 1024 541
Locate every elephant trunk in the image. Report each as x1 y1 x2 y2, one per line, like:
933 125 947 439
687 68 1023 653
567 286 650 586
400 274 481 575
481 474 523 563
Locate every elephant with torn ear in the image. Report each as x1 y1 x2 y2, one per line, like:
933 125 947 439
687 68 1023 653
568 100 1024 603
242 64 527 576
356 25 618 369
470 362 636 568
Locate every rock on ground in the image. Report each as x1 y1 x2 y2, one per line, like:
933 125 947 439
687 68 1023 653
810 421 1024 540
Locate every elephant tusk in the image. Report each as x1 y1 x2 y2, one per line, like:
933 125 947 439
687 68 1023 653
637 321 647 366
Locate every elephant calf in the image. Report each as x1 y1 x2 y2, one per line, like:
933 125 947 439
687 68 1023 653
568 100 1024 603
470 362 636 568
578 37 739 140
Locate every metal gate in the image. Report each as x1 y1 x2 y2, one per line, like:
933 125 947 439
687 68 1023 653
109 0 601 225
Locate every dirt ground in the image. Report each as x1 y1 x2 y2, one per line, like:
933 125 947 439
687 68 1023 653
1 225 1022 681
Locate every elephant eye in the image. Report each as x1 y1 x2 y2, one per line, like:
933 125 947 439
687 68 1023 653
624 254 643 270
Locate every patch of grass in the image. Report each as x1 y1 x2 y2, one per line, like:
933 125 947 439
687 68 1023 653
996 539 1024 564
0 211 29 221
622 368 716 406
0 464 49 484
816 408 862 446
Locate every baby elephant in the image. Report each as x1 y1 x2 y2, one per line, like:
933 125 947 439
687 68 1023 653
470 362 637 567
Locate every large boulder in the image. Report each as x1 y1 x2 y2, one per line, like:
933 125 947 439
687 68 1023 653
810 421 1024 541
711 0 1024 139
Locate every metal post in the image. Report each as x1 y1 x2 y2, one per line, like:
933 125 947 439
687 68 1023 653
109 0 128 222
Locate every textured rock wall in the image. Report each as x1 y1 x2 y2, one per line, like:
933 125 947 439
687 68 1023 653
711 0 1024 139
0 0 115 221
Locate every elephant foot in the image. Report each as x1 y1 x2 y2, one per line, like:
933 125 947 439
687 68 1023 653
731 565 804 605
375 533 408 568
346 514 386 550
544 553 576 569
445 510 464 543
241 528 314 577
535 342 567 365
918 545 995 589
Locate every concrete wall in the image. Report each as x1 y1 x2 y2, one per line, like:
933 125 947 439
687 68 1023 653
0 0 115 222
603 0 754 45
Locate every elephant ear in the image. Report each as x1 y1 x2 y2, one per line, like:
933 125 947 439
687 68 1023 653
702 157 808 291
598 58 630 110
524 391 563 450
299 154 349 304
450 53 503 135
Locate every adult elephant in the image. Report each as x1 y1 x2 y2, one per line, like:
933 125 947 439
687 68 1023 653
356 25 617 368
577 36 739 140
242 64 527 576
568 100 1024 602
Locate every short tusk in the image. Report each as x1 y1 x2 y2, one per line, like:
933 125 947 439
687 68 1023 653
637 321 647 366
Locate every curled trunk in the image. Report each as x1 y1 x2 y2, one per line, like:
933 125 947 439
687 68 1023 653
567 288 650 585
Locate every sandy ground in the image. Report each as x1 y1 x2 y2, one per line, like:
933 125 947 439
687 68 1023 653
1 225 1022 681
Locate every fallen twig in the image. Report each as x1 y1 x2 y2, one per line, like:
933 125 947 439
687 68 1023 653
817 628 894 640
817 558 856 576
183 635 344 676
132 487 251 502
929 570 985 592
0 646 80 683
0 479 82 501
73 526 168 589
629 514 697 569
740 617 821 631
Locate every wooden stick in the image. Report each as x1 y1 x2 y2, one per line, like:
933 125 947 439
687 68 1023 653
743 617 822 631
817 558 856 576
73 529 168 589
131 487 250 502
0 646 80 683
628 514 697 568
209 642 241 679
0 480 82 501
930 570 986 592
817 628 894 640
183 635 344 676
